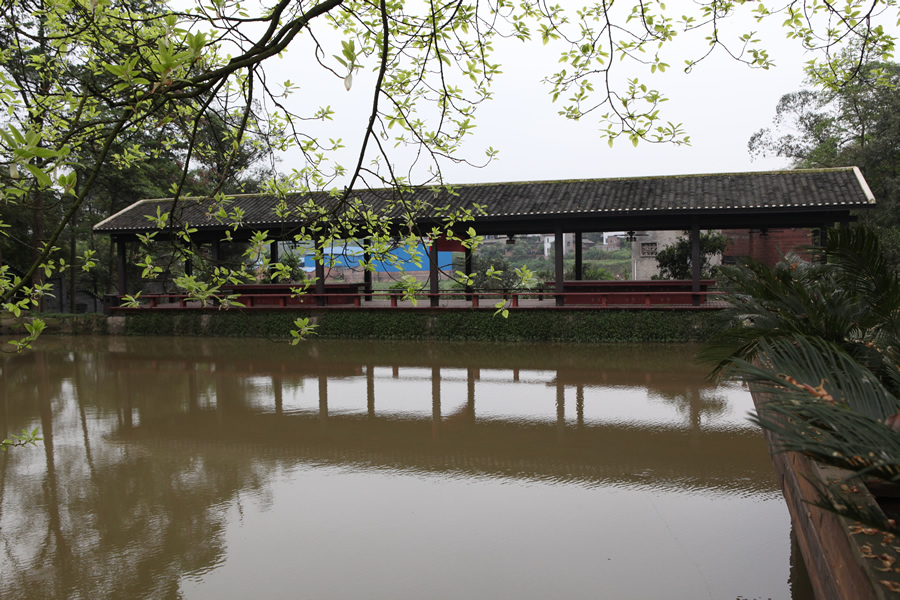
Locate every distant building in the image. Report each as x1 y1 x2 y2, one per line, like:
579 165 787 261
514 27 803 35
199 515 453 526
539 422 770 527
300 243 455 283
629 228 816 279
629 231 685 280
541 233 576 258
721 228 815 267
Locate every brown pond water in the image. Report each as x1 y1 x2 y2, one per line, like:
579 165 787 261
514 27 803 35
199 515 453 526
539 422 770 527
0 336 813 600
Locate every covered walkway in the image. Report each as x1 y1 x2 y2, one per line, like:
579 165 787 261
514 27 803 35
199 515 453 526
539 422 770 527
94 167 875 311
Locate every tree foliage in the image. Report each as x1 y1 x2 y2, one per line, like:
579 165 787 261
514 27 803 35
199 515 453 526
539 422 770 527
1 0 899 348
654 230 728 280
749 60 900 261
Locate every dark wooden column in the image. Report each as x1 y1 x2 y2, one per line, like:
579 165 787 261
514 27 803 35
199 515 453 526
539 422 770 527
315 237 326 306
116 239 127 295
429 241 439 307
184 256 193 277
691 223 701 307
554 225 565 306
464 246 473 301
363 239 372 301
574 232 583 280
269 240 279 265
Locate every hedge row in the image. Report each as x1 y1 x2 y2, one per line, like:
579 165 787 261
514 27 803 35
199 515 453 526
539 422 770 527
121 309 722 343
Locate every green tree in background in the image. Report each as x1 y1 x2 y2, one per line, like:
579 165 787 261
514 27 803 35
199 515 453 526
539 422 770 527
750 60 900 263
654 231 729 280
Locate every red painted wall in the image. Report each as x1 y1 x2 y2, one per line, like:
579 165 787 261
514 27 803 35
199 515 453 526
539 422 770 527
722 228 815 267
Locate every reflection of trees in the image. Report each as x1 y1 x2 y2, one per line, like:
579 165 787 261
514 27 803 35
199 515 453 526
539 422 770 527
0 336 775 599
651 387 729 428
0 343 282 600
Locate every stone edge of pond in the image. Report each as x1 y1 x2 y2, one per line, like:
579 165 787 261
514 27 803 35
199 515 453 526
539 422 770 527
2 309 725 343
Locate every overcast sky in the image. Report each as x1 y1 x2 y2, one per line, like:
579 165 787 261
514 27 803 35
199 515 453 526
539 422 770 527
262 4 839 187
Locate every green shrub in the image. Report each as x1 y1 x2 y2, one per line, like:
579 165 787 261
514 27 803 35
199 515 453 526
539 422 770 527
117 307 719 343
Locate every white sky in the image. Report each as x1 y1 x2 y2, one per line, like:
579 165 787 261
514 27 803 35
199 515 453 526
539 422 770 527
256 2 862 187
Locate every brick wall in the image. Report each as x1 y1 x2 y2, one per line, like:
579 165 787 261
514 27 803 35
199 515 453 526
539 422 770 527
722 228 814 267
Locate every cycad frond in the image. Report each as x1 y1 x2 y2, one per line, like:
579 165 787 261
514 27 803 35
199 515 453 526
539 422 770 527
705 226 900 537
825 227 900 328
735 335 899 419
752 399 900 481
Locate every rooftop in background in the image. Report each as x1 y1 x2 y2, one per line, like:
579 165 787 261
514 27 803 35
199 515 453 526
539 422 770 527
94 167 875 241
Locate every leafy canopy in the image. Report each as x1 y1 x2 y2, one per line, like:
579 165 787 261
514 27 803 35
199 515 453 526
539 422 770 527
654 230 728 280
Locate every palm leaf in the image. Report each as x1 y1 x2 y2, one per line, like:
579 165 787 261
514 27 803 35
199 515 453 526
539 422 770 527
733 335 899 419
752 399 900 482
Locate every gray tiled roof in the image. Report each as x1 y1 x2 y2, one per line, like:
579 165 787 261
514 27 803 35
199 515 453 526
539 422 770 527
94 167 875 235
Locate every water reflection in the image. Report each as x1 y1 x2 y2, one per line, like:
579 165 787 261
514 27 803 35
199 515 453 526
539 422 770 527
0 337 810 600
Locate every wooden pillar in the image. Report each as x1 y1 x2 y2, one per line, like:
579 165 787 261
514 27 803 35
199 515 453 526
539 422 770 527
270 240 279 265
315 236 326 306
554 224 564 306
691 223 701 307
116 239 127 295
429 240 439 307
363 240 373 301
464 246 473 301
184 256 193 277
211 239 220 263
574 232 583 281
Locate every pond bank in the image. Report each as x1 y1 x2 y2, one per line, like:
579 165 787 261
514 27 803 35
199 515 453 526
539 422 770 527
751 388 900 600
3 309 721 342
